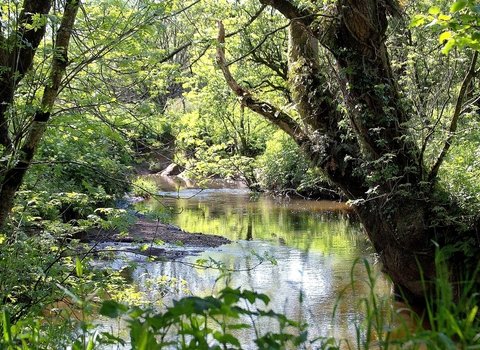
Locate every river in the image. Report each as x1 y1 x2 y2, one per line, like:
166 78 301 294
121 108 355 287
108 176 391 348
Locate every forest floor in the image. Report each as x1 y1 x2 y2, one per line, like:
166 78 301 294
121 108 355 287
85 218 231 261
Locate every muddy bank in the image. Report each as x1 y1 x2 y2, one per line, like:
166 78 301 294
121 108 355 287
85 218 231 261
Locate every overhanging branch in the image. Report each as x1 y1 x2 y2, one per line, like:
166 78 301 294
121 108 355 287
215 20 309 147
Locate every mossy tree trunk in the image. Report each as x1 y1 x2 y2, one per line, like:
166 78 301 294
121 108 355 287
0 0 53 148
217 0 480 304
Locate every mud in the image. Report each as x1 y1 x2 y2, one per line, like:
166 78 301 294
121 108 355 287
85 218 231 260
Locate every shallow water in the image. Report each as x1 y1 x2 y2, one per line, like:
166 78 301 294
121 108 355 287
110 176 391 347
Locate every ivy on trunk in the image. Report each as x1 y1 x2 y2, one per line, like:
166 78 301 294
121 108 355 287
217 0 480 304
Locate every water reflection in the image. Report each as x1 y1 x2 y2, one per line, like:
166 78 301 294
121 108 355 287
128 176 391 347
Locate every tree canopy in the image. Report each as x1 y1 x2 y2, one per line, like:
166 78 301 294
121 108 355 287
0 0 480 331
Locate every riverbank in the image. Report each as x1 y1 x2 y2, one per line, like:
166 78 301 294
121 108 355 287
84 218 231 260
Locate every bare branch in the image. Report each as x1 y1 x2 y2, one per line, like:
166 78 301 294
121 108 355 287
228 22 289 68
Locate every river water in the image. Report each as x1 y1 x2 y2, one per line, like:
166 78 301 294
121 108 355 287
115 176 391 348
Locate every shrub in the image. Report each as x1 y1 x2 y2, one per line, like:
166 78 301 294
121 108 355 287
131 177 158 198
256 131 338 198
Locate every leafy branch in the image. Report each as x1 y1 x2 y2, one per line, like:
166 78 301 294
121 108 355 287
428 49 478 183
215 20 310 148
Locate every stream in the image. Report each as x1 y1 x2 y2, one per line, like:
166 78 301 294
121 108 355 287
105 176 391 348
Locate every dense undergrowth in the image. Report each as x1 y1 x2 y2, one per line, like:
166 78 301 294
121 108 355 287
1 100 478 348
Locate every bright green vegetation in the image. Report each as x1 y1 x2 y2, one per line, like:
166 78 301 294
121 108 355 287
2 258 480 349
1 0 480 348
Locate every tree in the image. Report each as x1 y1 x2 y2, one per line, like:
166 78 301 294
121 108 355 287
0 0 182 231
217 0 480 304
0 0 80 230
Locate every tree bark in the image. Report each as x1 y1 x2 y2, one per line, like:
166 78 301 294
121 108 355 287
0 0 80 231
217 0 479 304
0 0 53 147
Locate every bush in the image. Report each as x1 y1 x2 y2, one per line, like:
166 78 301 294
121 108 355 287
256 131 338 198
131 177 158 198
99 286 311 349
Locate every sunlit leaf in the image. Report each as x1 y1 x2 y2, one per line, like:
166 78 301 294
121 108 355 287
429 6 441 15
441 39 456 54
75 257 83 277
439 31 452 43
2 309 12 344
450 1 467 13
410 15 426 27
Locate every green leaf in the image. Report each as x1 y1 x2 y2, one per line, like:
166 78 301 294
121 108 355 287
410 15 426 27
213 333 241 346
439 31 452 43
429 6 441 15
99 300 128 318
442 39 456 54
2 309 12 344
469 41 480 51
460 14 475 22
466 305 478 328
128 306 145 319
450 1 467 13
75 256 83 277
86 332 97 350
227 323 251 330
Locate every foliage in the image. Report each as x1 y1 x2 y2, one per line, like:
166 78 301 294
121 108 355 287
439 118 480 216
131 177 158 199
411 0 480 54
406 0 480 262
0 226 127 328
1 0 480 349
256 130 337 197
333 258 480 349
3 255 480 349
99 286 311 350
172 67 273 186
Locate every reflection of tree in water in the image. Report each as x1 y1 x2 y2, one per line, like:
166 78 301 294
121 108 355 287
205 206 227 218
246 215 253 241
142 187 363 254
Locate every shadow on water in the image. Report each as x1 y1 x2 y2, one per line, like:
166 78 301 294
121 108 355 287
115 176 392 347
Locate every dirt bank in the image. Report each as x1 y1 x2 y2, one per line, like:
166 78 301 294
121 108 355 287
85 218 231 261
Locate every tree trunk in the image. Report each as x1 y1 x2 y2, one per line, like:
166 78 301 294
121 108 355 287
218 0 480 304
0 0 53 147
0 0 80 230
